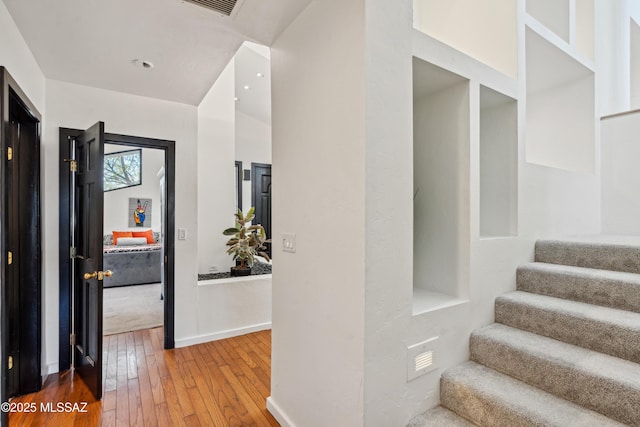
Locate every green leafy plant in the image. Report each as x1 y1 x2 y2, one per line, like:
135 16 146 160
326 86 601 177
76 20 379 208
223 207 270 270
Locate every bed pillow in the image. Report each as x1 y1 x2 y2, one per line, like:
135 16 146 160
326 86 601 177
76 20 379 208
112 231 133 245
116 237 148 246
132 229 156 244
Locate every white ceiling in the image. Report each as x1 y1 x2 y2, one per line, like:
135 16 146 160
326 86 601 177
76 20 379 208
234 42 271 123
2 0 310 106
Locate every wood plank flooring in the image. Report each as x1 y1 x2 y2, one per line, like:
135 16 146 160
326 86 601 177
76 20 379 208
8 327 279 427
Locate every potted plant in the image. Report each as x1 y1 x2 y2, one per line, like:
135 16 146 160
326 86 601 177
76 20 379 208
223 207 271 277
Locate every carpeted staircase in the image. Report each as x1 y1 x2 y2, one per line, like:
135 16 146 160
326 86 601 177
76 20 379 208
409 239 640 427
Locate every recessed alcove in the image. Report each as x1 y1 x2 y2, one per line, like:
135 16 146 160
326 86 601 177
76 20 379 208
412 57 470 314
631 19 640 109
525 27 595 173
526 0 570 43
480 86 517 238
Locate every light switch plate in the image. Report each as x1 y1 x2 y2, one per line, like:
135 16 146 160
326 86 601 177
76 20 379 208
282 233 296 253
178 228 187 240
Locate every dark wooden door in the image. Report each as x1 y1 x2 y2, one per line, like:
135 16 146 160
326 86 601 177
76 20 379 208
4 80 42 398
72 122 105 400
251 163 271 257
6 118 19 397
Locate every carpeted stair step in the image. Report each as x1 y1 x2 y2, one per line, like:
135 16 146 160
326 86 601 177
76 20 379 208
470 323 640 425
517 262 640 313
440 361 624 427
495 291 640 363
406 406 475 427
535 239 640 274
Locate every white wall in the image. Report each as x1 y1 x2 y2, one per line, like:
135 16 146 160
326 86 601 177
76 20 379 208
525 75 595 173
197 60 236 275
526 0 570 41
43 79 199 373
235 110 272 212
176 276 272 347
103 146 164 234
413 0 518 79
595 0 631 116
601 112 640 234
269 0 366 425
0 1 46 111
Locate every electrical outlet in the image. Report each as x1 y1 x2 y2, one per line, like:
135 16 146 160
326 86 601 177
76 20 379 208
282 233 296 253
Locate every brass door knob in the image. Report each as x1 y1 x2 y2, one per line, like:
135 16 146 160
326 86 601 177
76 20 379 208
84 270 114 280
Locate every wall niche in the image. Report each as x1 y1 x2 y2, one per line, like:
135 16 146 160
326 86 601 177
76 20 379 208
413 57 470 314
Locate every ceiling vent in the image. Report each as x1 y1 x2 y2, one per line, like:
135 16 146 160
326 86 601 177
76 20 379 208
184 0 238 16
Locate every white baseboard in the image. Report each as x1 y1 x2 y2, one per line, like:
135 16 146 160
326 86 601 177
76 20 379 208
174 322 272 348
45 362 59 375
267 397 296 427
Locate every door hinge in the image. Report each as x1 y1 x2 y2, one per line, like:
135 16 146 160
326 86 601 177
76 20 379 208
8 356 13 370
7 147 13 161
63 158 78 172
70 334 76 346
70 246 77 259
7 251 12 265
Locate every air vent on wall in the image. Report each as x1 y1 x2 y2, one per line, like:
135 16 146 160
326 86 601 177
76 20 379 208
184 0 238 16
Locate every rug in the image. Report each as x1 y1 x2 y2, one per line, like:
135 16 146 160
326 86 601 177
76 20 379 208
103 283 163 336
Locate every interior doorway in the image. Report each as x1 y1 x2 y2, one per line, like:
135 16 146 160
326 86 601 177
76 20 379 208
1 67 43 404
58 129 176 391
102 143 166 336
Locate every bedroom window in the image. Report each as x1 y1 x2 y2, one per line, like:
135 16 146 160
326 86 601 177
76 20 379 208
104 149 142 191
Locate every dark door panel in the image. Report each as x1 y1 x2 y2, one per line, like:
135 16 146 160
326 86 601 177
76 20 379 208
251 163 272 258
72 122 105 400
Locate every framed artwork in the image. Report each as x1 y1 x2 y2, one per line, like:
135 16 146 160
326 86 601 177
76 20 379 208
104 149 142 191
128 198 152 227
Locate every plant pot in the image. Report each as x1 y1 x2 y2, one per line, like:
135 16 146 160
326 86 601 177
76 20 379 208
230 266 251 277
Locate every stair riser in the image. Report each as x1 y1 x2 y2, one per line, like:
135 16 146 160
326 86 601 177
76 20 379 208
441 377 546 427
407 406 474 427
495 298 640 363
535 240 640 274
438 362 625 427
470 335 640 426
517 266 640 313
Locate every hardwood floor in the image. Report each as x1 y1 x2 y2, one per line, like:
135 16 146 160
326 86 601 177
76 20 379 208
8 327 279 426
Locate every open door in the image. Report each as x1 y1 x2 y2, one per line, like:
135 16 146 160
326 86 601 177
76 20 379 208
71 122 105 400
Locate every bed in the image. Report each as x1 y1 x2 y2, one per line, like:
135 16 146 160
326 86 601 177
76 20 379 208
103 232 162 288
